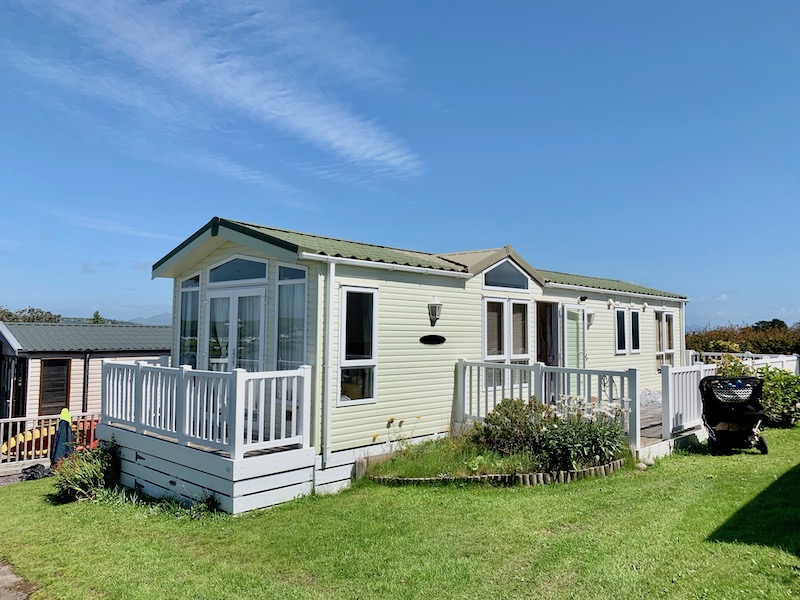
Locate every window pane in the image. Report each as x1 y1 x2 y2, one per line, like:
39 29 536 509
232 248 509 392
666 314 674 350
340 367 374 401
631 311 640 351
279 266 305 281
616 310 626 351
237 295 262 372
484 262 528 289
179 290 199 368
512 303 528 355
208 297 230 372
486 301 505 356
41 359 70 415
210 258 266 283
181 275 199 289
345 291 373 360
655 313 663 352
278 282 306 370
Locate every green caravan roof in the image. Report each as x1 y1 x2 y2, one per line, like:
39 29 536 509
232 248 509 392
0 323 172 354
153 217 686 299
536 270 686 299
153 217 470 276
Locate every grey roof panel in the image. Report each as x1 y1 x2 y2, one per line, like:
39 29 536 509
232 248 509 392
0 323 172 353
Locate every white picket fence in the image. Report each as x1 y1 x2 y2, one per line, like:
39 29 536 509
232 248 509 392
662 352 799 438
455 360 640 450
102 362 312 460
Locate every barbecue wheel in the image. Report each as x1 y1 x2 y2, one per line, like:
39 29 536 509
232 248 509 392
756 435 768 455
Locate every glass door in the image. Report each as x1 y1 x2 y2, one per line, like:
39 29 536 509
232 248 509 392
207 288 265 372
562 305 587 397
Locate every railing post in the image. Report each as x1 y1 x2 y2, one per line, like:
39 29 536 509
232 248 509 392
133 362 144 433
176 365 190 446
661 365 672 440
229 369 247 461
533 362 544 404
100 360 109 425
627 368 640 452
300 365 312 449
453 359 466 428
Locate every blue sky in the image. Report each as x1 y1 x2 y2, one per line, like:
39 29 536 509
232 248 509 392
1 1 798 328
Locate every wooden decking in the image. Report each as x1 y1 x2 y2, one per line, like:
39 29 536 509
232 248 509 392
640 404 663 447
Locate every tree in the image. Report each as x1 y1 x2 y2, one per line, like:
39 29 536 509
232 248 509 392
751 319 788 332
0 306 61 323
91 310 106 324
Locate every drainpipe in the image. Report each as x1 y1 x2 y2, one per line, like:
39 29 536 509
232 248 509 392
322 260 336 468
82 351 91 413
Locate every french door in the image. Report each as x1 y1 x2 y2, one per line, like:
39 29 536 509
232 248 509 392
207 287 266 372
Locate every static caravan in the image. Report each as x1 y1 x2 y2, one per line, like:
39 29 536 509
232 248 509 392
0 323 171 419
98 217 686 512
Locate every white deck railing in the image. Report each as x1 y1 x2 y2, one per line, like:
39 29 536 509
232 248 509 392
102 362 312 460
662 353 799 439
455 360 640 450
0 412 101 469
687 351 800 374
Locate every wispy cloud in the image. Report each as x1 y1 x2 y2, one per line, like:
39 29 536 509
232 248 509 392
19 0 422 182
68 215 178 241
716 294 729 302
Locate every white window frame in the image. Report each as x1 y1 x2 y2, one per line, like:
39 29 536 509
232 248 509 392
177 272 201 368
483 297 530 364
655 311 676 371
274 263 308 371
482 259 531 293
614 308 628 355
207 254 268 288
338 286 378 406
630 308 641 354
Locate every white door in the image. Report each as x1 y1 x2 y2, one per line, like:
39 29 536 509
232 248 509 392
562 305 587 396
207 288 266 372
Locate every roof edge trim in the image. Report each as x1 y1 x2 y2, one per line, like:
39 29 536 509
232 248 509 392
0 322 21 355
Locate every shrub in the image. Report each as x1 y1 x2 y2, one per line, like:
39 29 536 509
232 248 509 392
754 366 800 427
52 442 119 501
471 398 628 471
715 354 753 378
471 398 555 457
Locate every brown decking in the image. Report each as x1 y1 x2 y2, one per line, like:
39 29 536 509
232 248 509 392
640 404 663 447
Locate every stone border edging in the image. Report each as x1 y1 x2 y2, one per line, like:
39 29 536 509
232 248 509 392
369 458 626 486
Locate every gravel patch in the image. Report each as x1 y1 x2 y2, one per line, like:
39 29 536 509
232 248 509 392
0 473 22 488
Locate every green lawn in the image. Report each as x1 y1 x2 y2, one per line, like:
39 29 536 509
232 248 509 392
1 429 799 600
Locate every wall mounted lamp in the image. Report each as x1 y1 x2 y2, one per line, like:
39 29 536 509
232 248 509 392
428 297 442 327
607 298 615 308
642 302 649 311
578 295 588 303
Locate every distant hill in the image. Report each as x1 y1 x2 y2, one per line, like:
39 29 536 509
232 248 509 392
61 317 135 325
130 312 172 326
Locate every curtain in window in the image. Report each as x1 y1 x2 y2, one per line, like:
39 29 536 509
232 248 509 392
208 297 230 372
179 290 199 368
486 302 504 356
278 282 305 370
237 295 262 372
512 304 527 355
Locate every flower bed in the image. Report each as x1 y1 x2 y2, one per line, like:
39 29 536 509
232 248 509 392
370 458 626 486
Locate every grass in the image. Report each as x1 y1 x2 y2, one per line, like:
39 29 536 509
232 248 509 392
1 429 799 599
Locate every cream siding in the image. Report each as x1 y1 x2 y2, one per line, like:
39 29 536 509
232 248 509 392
329 265 479 451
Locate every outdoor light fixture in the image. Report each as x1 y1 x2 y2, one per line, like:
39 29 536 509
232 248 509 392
578 295 588 303
607 298 615 308
428 297 442 326
642 302 649 311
